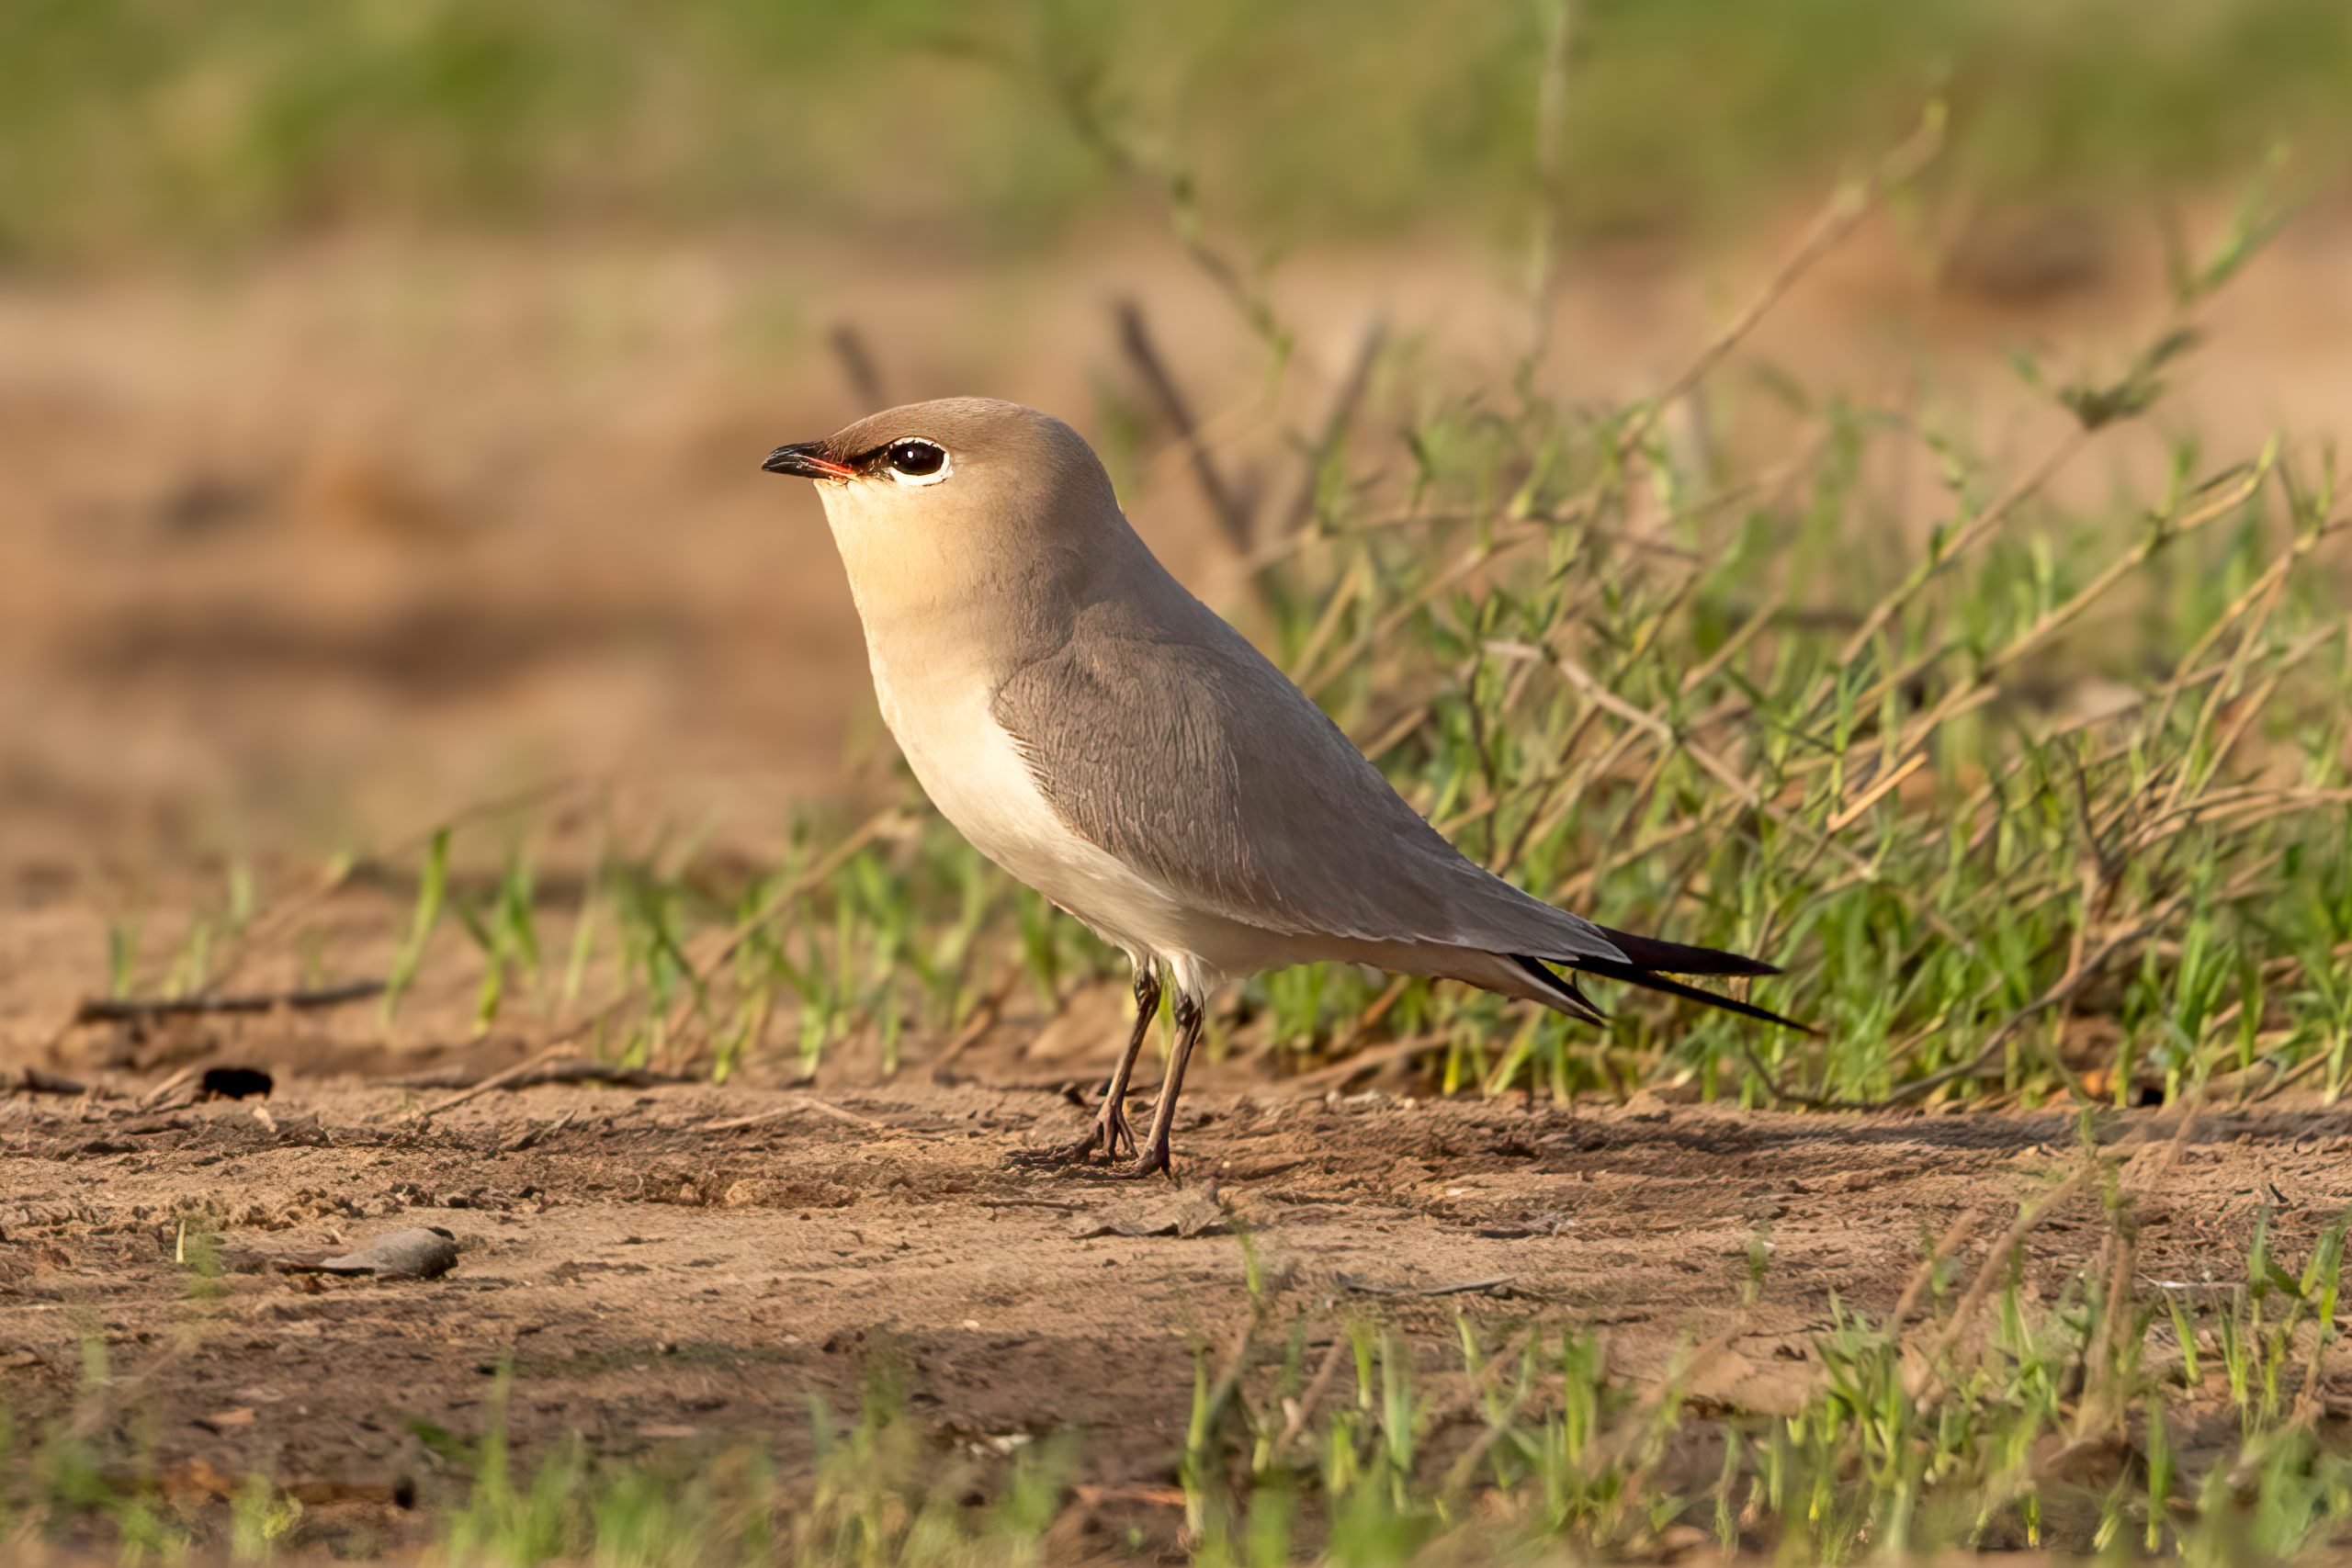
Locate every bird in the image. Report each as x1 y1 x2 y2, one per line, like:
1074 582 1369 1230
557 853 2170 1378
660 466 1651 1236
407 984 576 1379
764 398 1801 1177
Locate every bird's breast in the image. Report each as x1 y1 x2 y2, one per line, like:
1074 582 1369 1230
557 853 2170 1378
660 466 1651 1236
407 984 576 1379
864 637 1187 959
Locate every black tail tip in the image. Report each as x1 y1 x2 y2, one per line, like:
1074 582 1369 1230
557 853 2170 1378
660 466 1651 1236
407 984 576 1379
1594 925 1781 978
1516 953 1811 1035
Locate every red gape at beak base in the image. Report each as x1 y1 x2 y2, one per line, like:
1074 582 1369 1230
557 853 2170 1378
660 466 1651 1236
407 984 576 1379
761 443 857 479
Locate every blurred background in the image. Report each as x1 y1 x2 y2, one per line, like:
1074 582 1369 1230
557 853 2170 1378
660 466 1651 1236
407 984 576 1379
5 0 2349 1033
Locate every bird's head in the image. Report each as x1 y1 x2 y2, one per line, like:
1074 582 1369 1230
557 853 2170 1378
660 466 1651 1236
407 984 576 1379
763 397 1118 548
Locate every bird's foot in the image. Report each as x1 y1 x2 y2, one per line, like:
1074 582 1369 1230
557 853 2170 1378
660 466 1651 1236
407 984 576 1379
1071 1142 1176 1183
1006 1100 1136 1170
1101 1100 1136 1161
1004 1132 1105 1169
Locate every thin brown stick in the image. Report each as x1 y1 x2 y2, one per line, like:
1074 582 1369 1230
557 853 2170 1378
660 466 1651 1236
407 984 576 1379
826 322 888 410
2250 1047 2337 1105
1522 0 1579 368
2136 519 2346 780
1288 1032 1443 1091
2157 548 2290 822
1279 320 1387 536
500 1107 579 1154
1115 297 1255 553
698 1095 897 1135
1615 108 1945 464
413 1049 679 1121
928 965 1023 1083
7 1067 92 1097
73 980 384 1026
1435 1328 1546 1496
1893 1209 1986 1326
139 1065 203 1110
1823 750 1928 833
1272 1337 1353 1461
1915 1165 2094 1406
1329 975 1413 1057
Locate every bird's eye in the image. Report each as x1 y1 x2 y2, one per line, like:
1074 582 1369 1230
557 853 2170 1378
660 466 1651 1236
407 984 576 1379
883 439 949 485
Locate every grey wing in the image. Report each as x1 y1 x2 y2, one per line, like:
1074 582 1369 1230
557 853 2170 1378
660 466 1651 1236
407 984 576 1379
989 606 1624 966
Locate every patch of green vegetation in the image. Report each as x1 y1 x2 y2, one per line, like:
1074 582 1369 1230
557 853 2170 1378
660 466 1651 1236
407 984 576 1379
1220 152 2352 1115
1 0 2346 263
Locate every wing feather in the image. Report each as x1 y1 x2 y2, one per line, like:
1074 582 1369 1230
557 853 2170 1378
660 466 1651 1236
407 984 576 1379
989 598 1623 966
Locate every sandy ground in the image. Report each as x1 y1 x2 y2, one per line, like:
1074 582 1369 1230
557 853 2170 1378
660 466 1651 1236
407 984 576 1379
6 1072 2352 1558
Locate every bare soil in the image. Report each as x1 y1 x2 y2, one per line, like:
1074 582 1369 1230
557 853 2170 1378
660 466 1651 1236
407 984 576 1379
7 1066 2352 1557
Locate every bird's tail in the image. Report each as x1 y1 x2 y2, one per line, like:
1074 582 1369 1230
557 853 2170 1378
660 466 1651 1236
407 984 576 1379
1508 931 1811 1034
1591 925 1781 978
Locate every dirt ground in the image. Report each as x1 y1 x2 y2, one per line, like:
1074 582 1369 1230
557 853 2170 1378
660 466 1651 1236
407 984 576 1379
7 1063 2352 1555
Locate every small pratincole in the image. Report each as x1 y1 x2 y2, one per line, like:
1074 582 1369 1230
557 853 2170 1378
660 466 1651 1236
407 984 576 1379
765 398 1802 1177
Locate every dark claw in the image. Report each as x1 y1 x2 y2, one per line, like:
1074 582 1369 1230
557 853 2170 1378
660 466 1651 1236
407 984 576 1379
1071 1145 1174 1183
1006 1100 1136 1170
1005 1133 1105 1169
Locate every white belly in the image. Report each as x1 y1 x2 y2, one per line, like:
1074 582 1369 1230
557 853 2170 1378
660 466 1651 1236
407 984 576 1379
871 653 1233 983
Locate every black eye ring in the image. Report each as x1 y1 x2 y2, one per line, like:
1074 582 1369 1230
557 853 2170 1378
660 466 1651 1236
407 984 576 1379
885 439 946 479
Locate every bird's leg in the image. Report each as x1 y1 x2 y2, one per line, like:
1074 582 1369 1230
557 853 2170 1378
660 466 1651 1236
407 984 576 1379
1008 967 1159 1168
1106 990 1203 1181
1091 968 1159 1158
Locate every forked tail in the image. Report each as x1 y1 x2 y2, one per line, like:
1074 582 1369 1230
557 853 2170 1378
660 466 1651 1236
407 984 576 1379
1509 927 1810 1033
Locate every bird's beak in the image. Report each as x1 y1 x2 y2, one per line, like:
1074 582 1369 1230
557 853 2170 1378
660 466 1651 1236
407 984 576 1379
761 442 857 480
